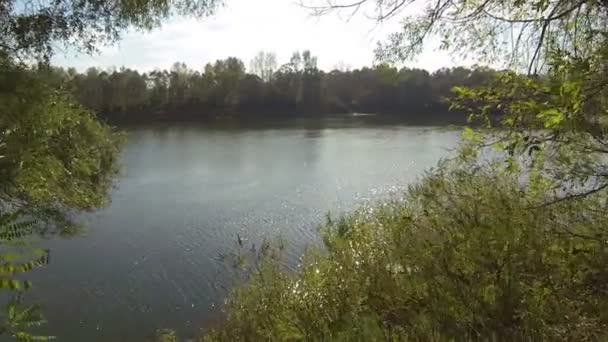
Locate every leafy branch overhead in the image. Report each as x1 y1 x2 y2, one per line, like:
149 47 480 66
305 0 608 203
303 0 605 73
0 0 226 224
1 0 223 62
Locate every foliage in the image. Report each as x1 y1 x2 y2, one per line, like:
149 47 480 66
0 211 51 341
204 161 608 341
0 62 123 228
1 0 223 62
153 329 178 342
0 0 223 222
304 0 605 71
451 45 608 202
0 0 225 224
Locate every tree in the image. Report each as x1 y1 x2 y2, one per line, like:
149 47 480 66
71 67 105 111
149 70 171 109
210 57 246 108
289 51 303 73
238 74 266 112
299 50 322 110
301 50 318 74
169 62 194 108
1 0 223 216
332 61 351 72
250 51 277 82
1 0 222 62
0 64 122 221
303 0 603 70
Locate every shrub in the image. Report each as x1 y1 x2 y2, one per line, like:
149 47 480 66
204 163 608 340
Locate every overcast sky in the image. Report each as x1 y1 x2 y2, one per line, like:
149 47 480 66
53 0 467 73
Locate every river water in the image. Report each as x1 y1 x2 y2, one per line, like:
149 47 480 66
26 117 461 341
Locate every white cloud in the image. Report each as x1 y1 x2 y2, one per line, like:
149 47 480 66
52 0 466 73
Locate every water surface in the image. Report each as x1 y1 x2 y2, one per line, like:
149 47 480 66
28 118 460 341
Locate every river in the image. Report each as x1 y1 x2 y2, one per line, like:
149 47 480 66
26 117 461 341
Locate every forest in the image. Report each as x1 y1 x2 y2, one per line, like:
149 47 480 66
50 51 496 124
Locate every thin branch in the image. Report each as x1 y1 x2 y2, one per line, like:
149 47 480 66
299 0 368 16
483 0 588 24
528 18 549 74
378 0 409 22
535 182 608 208
527 1 569 74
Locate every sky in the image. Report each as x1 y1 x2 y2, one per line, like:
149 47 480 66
52 0 466 73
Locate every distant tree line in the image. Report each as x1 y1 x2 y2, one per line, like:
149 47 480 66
49 50 498 124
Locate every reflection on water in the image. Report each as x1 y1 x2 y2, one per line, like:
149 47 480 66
27 117 461 341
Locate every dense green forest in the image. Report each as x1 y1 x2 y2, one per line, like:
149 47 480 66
50 53 496 124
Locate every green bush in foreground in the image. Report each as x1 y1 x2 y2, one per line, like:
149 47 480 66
204 163 608 341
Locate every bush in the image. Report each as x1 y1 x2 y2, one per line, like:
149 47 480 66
204 163 608 340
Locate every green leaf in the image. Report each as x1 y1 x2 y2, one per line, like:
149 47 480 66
537 109 564 128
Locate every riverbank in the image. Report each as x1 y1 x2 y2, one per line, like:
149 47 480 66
98 109 471 127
